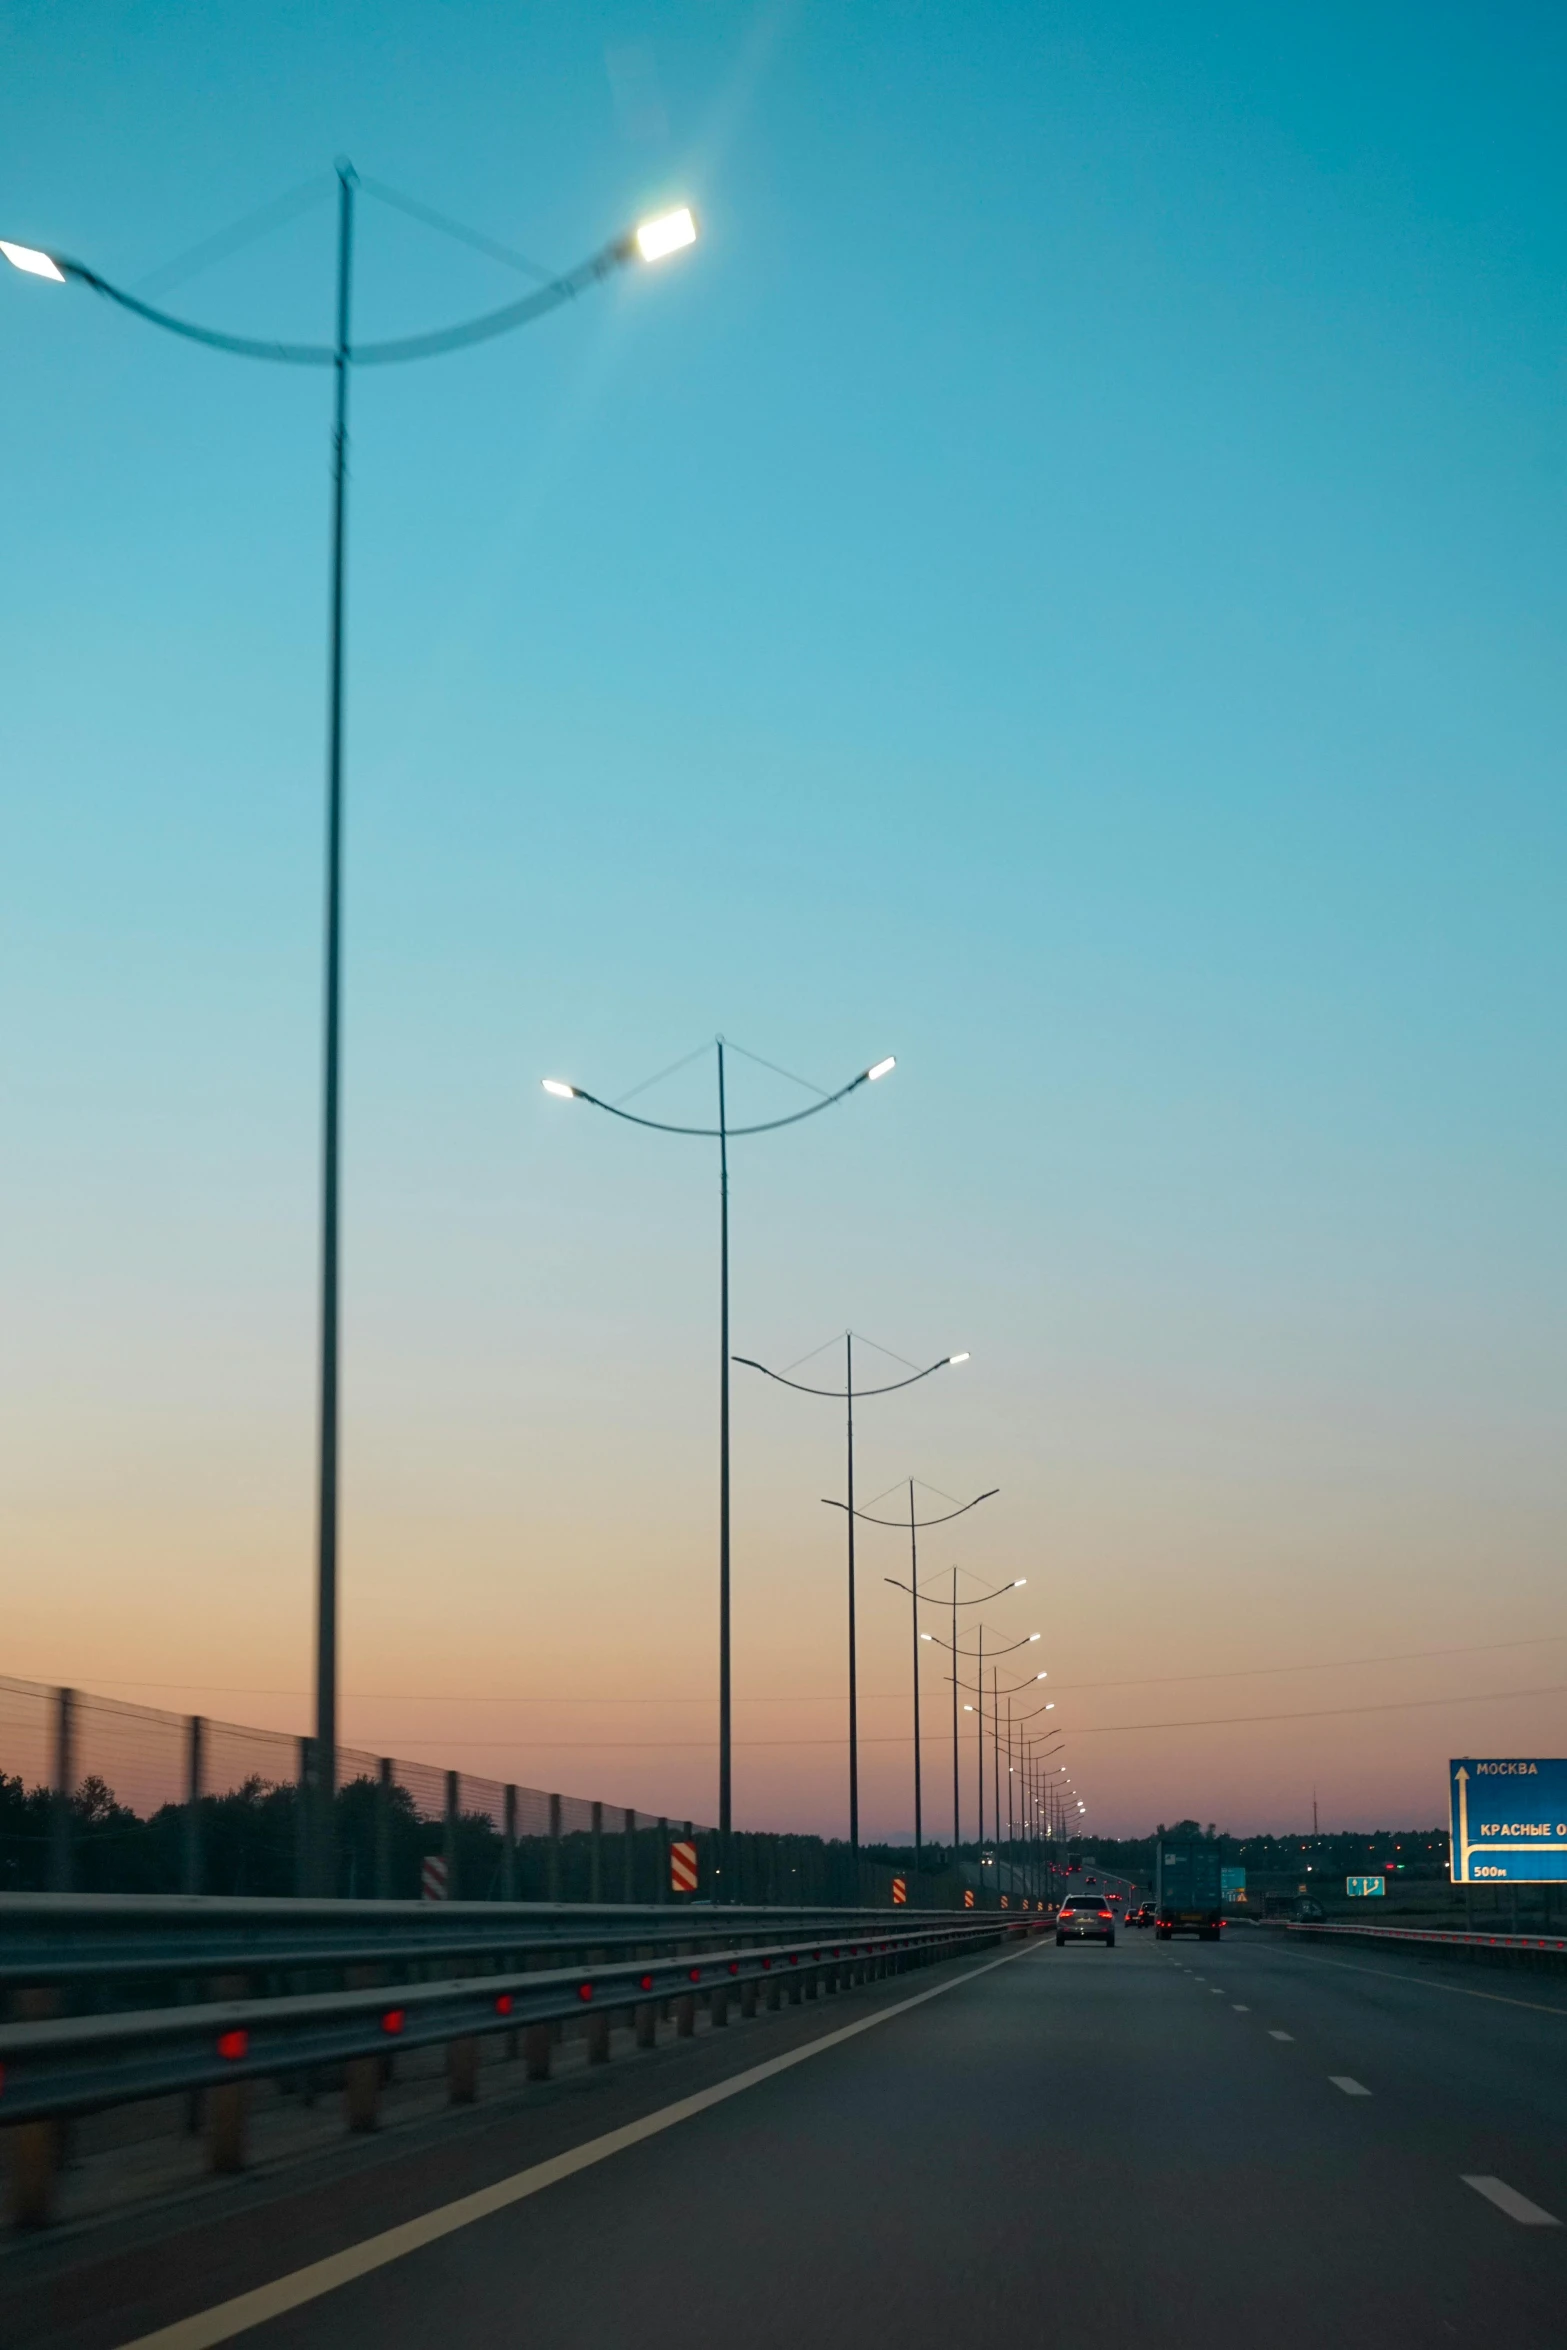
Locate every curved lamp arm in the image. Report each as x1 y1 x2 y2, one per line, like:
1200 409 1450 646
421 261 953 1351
830 1488 999 1530
924 1630 1042 1661
544 1055 894 1142
737 1347 962 1401
4 204 695 369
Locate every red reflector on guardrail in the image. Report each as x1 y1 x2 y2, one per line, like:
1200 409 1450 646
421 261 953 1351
216 2030 248 2062
578 1983 593 2002
727 1962 739 1975
640 1974 654 1991
762 1958 772 1970
381 2010 405 2036
494 1995 513 2016
688 1968 701 1983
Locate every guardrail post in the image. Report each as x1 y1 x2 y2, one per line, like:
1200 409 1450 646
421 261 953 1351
448 2027 479 2103
524 2020 552 2080
591 1802 603 1901
587 2003 611 2063
6 1987 61 2226
502 1784 518 1902
48 1686 75 1892
548 1793 562 1900
344 1965 383 2129
622 1808 635 1902
183 1713 204 1895
676 1990 697 2036
295 1736 314 1897
444 1770 461 1900
711 1983 730 2027
375 1758 394 1898
741 1975 758 2018
656 1816 668 1904
207 1976 248 2171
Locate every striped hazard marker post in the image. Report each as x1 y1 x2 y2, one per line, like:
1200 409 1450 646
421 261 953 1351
421 1855 449 1901
670 1839 698 1896
963 1888 975 1909
891 1877 907 1906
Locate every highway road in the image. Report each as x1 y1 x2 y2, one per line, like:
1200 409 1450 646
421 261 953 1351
9 1924 1567 2348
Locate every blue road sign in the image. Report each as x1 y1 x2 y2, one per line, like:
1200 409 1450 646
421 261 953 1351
1449 1758 1567 1883
1345 1876 1385 1898
1221 1867 1246 1899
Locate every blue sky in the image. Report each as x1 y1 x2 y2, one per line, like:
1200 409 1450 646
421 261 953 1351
3 0 1565 1838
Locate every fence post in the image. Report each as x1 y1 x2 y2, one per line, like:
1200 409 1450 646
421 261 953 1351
548 1793 562 1900
657 1817 668 1905
48 1686 75 1893
622 1808 635 1903
295 1737 314 1898
375 1758 394 1898
444 1770 460 1901
183 1714 204 1895
590 1801 603 1902
502 1784 518 1902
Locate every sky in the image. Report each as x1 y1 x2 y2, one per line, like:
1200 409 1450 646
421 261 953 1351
3 0 1565 1843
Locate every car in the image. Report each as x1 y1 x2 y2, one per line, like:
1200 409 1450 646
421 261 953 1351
1128 1902 1155 1929
1056 1895 1116 1948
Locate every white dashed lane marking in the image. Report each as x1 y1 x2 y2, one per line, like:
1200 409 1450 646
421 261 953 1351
1232 2005 1250 2013
1268 2031 1293 2042
1462 2176 1560 2227
1330 2076 1372 2097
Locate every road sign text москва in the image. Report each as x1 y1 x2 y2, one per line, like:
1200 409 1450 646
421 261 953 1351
1449 1758 1567 1883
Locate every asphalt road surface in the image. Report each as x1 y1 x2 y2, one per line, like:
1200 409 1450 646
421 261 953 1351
13 1925 1567 2348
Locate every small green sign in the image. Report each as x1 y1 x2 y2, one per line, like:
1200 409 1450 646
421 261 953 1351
1345 1875 1385 1897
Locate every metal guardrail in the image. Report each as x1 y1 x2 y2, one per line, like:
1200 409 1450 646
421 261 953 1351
0 1892 967 1985
0 1918 1017 2125
1283 1920 1567 1955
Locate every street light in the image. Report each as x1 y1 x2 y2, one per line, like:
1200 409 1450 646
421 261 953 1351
7 172 698 1890
544 1042 893 1861
843 1479 1000 1864
736 1338 967 1856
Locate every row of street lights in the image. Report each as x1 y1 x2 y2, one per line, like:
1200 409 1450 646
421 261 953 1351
7 180 1087 1877
6 176 700 1888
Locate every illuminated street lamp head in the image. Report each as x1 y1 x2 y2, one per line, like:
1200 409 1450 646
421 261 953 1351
920 1632 933 1642
1034 1670 1047 1681
1045 1701 1055 1710
1013 1577 1026 1588
634 206 697 262
541 1079 578 1101
1028 1633 1041 1642
866 1055 896 1082
948 1351 969 1365
963 1704 974 1714
1 240 65 282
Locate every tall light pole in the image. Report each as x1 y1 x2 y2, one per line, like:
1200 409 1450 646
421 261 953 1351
6 182 699 1890
544 1043 895 1867
735 1339 967 1856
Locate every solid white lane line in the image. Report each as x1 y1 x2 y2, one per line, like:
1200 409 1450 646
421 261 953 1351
1462 2175 1561 2227
1330 2075 1372 2096
116 1941 1039 2350
1275 1945 1567 2021
1268 2030 1294 2041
